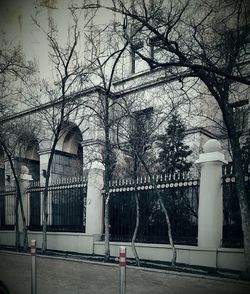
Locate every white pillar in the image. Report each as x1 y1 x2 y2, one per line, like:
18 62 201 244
19 166 33 231
196 139 227 248
85 161 104 237
38 151 50 185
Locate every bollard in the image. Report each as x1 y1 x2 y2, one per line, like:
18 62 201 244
119 246 126 294
31 240 37 294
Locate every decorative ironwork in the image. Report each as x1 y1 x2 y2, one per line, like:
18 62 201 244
0 188 16 230
108 173 199 245
222 164 250 248
27 177 87 232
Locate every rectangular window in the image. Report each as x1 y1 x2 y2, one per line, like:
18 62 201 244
130 41 144 74
149 34 176 65
129 107 154 154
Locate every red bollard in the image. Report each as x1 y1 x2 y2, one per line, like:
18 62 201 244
31 240 37 294
119 246 126 294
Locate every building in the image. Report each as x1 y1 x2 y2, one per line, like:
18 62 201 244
0 0 249 271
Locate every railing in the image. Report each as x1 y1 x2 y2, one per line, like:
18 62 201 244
0 188 16 230
27 177 87 232
108 174 199 245
222 164 250 248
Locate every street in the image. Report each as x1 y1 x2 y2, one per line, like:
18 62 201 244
0 252 250 294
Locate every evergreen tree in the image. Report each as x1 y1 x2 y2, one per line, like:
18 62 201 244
157 112 192 174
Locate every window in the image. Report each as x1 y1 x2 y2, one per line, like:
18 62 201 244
149 34 176 64
129 107 154 154
130 41 144 74
150 34 164 60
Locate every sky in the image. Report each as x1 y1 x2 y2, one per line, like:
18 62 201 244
0 0 115 79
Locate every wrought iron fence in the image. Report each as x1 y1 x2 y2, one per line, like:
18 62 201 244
0 188 16 230
222 164 250 248
108 174 199 245
27 177 87 232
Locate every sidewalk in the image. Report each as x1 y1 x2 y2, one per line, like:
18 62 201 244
0 252 250 294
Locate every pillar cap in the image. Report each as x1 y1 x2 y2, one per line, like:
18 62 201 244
90 160 104 170
203 139 222 153
196 140 227 164
196 151 228 164
20 166 33 181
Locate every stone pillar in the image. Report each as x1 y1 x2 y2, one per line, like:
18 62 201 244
38 150 50 185
85 161 104 237
19 166 33 231
196 139 227 248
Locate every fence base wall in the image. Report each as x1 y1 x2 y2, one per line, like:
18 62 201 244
0 231 99 255
93 242 245 271
0 232 245 271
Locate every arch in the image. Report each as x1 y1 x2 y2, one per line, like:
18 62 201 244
62 126 83 155
16 140 40 181
52 121 83 178
25 141 40 161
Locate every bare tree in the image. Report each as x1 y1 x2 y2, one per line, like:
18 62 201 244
30 9 92 253
116 99 178 267
0 117 40 251
83 21 130 261
84 0 250 275
0 42 36 251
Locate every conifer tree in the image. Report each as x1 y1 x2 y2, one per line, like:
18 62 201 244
157 112 192 174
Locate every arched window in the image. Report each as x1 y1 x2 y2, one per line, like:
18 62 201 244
21 141 40 181
52 123 83 178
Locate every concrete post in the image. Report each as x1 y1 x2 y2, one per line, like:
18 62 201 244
38 151 50 185
31 239 37 294
19 166 33 231
119 246 126 294
85 161 104 237
196 139 227 248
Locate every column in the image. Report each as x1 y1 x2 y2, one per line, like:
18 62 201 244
85 161 104 237
196 139 227 248
19 166 33 234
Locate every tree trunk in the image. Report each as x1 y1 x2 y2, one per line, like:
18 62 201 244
131 157 140 266
15 195 19 250
42 189 48 253
41 159 53 253
158 197 177 267
136 152 177 267
131 191 140 266
104 94 111 261
2 144 28 251
104 193 110 261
